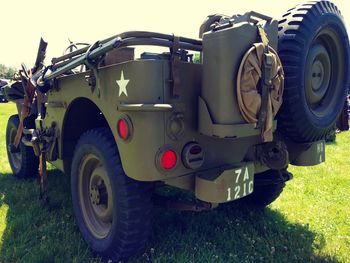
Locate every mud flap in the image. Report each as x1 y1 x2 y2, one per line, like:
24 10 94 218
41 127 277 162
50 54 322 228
291 140 325 166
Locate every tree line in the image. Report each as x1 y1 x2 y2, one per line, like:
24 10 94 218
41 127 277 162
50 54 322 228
0 64 16 79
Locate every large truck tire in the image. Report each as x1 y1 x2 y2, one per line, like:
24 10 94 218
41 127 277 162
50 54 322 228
277 0 350 142
240 169 292 207
71 128 153 262
5 114 39 179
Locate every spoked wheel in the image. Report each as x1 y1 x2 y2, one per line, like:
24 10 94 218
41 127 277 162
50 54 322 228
71 128 153 262
79 154 113 239
6 114 39 178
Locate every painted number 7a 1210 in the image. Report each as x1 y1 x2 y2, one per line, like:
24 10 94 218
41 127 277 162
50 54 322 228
226 167 254 201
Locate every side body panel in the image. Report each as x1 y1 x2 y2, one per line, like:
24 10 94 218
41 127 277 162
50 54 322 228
43 58 322 189
45 61 166 180
44 59 264 183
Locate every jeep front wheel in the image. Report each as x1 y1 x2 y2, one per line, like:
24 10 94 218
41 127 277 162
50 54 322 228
71 128 153 261
6 114 39 179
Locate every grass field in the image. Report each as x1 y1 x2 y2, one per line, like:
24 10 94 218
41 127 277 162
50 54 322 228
0 102 349 263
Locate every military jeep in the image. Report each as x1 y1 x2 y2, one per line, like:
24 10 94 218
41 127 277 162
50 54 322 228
3 1 349 261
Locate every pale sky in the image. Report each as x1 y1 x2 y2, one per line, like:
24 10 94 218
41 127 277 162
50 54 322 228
0 0 348 68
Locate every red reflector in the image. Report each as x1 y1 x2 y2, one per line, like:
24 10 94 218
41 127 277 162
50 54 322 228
117 119 129 140
161 150 177 170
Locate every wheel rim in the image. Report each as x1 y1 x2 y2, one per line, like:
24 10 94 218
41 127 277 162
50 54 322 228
8 127 22 173
79 154 113 239
304 27 345 118
305 44 331 106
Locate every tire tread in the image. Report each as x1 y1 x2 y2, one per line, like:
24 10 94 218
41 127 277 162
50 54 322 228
6 114 39 179
71 128 153 261
277 0 350 142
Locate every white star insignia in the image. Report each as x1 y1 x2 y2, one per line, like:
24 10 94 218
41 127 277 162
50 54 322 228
116 70 130 97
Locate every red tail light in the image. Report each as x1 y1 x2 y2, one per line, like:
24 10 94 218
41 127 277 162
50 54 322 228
160 150 177 170
117 117 130 140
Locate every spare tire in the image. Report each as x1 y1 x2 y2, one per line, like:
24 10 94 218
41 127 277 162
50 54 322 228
277 1 350 142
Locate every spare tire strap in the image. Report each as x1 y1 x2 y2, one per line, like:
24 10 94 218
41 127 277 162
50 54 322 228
257 25 273 140
257 52 273 133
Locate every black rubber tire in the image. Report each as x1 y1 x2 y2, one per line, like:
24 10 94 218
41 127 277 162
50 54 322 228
5 114 39 179
277 1 350 142
241 169 291 208
71 128 153 262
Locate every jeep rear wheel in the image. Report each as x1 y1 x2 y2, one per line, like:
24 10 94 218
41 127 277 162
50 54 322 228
240 169 292 207
71 128 153 261
277 1 350 142
6 114 39 179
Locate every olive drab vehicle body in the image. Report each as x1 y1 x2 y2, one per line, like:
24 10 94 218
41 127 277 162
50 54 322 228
29 27 321 201
3 1 349 261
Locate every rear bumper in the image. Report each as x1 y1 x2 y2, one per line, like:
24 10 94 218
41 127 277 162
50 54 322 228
195 162 255 203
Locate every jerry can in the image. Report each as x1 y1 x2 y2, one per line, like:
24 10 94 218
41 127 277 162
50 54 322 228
199 12 278 138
